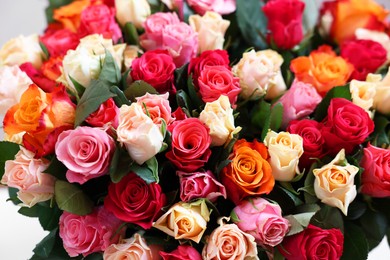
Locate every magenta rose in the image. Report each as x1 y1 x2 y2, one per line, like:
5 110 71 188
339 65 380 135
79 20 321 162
322 98 374 155
104 173 166 229
130 49 176 94
55 126 115 184
276 80 322 128
187 0 236 15
232 198 289 247
160 245 202 260
85 98 119 128
166 118 212 172
178 170 227 202
360 144 390 197
198 65 241 106
19 62 57 93
263 0 305 50
59 206 124 257
40 28 79 57
280 224 343 260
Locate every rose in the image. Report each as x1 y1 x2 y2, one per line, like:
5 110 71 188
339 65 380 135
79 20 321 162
360 144 390 197
153 201 210 243
40 29 79 57
264 131 304 181
166 118 212 172
136 93 174 126
349 77 377 117
116 103 164 165
341 39 387 81
41 56 63 81
55 126 116 184
276 80 321 128
189 11 230 54
322 98 374 155
172 107 187 121
202 217 258 259
115 0 151 28
221 139 274 204
1 147 55 207
53 0 91 32
187 0 236 15
262 0 305 50
199 95 240 146
160 245 202 260
287 119 326 169
313 149 358 215
59 206 124 257
356 28 390 61
104 233 161 260
78 4 122 42
280 224 343 260
373 69 390 115
232 198 289 247
0 34 43 69
104 173 166 229
19 62 57 93
85 98 119 128
178 170 227 202
123 45 141 69
130 50 176 94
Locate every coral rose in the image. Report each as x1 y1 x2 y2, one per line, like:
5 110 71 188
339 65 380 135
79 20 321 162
40 29 79 57
53 0 91 32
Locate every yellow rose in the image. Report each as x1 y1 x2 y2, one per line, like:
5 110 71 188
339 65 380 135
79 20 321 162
115 0 151 28
313 149 358 215
349 77 377 117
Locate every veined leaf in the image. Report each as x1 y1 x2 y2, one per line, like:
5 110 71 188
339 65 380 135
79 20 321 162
124 80 159 102
313 85 351 121
0 141 20 180
99 49 121 85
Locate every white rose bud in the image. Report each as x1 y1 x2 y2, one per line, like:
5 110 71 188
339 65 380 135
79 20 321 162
115 0 151 28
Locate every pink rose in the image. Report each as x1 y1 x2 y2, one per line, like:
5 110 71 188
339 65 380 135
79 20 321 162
40 29 79 57
55 126 115 184
233 198 289 247
160 245 202 260
85 98 119 128
276 80 322 128
59 206 124 257
360 144 390 197
178 170 227 202
187 0 236 15
136 92 174 126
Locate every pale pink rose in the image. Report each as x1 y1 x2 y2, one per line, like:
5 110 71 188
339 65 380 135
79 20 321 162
187 0 236 15
60 206 124 257
276 80 322 129
233 198 289 247
1 147 55 207
178 170 227 202
55 126 116 184
136 92 174 126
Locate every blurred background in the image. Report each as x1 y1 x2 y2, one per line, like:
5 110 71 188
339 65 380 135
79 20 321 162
0 0 389 259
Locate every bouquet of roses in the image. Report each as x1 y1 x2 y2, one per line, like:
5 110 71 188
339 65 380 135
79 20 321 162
1 0 390 259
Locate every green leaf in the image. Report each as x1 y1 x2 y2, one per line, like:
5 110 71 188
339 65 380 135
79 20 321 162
278 185 304 207
230 210 240 223
176 90 193 114
124 80 159 102
359 210 388 250
123 22 139 46
45 157 68 181
84 253 103 260
7 187 21 205
54 180 93 216
33 228 58 257
341 222 369 260
110 85 131 106
187 74 204 109
302 0 320 35
284 215 305 236
69 75 85 98
372 114 390 146
251 99 271 140
145 157 159 183
129 164 156 184
109 146 134 183
39 42 49 60
174 64 189 89
0 141 20 180
38 204 62 231
99 49 121 86
310 205 344 233
120 68 131 90
269 102 283 131
313 85 351 121
18 206 40 217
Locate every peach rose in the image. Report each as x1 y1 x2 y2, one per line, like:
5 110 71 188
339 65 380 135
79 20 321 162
115 0 151 28
313 149 358 215
136 92 174 126
53 0 91 32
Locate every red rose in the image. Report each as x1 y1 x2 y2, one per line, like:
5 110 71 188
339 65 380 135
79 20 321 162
160 245 202 260
86 98 119 128
360 144 390 198
287 119 326 168
166 118 212 172
263 0 305 50
40 28 79 57
104 173 166 229
19 62 57 93
341 39 387 80
322 98 374 155
131 50 176 94
78 4 122 42
198 65 240 106
280 224 343 260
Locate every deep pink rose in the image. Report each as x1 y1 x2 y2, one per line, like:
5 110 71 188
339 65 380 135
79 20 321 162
233 198 289 247
59 206 124 257
172 107 188 121
178 170 226 202
40 28 79 57
55 126 115 184
280 224 343 260
277 80 322 128
263 0 305 49
160 245 202 260
198 65 241 106
166 118 212 172
136 92 174 126
130 49 176 94
19 62 57 93
187 0 236 15
360 144 390 197
322 98 374 155
85 98 119 128
104 173 166 229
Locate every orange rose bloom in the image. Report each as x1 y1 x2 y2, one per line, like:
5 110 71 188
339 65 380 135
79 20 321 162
221 139 274 204
290 45 354 96
41 56 63 81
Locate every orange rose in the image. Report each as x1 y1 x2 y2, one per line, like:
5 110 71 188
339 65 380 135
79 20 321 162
220 139 274 204
290 45 354 96
41 56 63 81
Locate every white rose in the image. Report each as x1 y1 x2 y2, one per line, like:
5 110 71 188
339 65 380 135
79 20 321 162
372 69 390 115
115 0 151 28
349 77 377 117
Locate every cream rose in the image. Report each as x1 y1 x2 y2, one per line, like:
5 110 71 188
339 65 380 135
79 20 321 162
1 147 55 207
117 103 163 165
123 45 141 69
313 149 358 215
153 201 210 243
0 34 44 69
356 28 390 61
115 0 151 28
264 131 303 182
349 77 377 117
199 95 241 146
202 217 258 260
373 69 390 115
189 11 230 54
